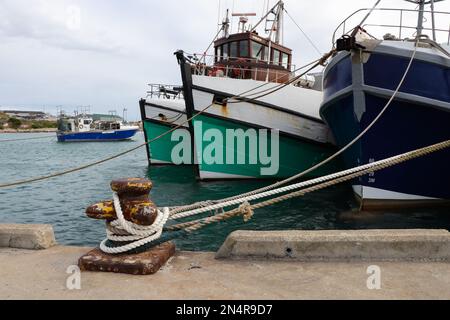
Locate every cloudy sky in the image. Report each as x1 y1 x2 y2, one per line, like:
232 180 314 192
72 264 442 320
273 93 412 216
0 0 448 120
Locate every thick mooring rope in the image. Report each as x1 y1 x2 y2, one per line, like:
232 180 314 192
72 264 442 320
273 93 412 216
102 140 450 254
99 192 170 254
167 140 450 233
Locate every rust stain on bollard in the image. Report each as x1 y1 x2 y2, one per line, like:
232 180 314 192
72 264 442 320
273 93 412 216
79 177 175 275
86 178 158 226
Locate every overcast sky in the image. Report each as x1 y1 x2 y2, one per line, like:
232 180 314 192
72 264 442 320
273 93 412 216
0 0 448 120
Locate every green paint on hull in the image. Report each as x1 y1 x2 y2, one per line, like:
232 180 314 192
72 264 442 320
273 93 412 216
193 114 340 179
143 120 189 164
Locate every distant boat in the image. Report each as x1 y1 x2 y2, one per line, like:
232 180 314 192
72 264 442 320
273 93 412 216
57 113 139 142
139 84 191 165
320 0 450 209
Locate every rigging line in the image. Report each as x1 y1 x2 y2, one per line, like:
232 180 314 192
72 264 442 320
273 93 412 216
284 8 323 55
226 59 321 104
221 54 323 98
225 56 323 102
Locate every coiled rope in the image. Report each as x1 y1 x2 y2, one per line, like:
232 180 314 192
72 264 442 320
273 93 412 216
99 192 170 254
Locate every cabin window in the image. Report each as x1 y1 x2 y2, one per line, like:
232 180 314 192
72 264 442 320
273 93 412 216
84 120 90 125
281 53 289 69
230 42 238 59
222 44 229 59
251 41 265 61
272 49 280 65
239 40 249 57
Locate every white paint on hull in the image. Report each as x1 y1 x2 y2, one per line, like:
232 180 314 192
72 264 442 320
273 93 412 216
191 76 334 144
144 99 188 127
352 185 439 201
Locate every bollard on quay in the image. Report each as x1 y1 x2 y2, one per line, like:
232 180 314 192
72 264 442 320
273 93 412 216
78 178 175 275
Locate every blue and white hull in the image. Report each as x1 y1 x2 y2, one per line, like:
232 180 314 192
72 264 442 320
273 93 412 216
57 128 139 142
320 40 450 209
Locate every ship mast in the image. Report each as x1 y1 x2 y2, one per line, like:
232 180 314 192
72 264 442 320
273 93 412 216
250 1 285 44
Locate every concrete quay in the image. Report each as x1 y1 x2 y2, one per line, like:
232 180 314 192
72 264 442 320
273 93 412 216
1 225 450 300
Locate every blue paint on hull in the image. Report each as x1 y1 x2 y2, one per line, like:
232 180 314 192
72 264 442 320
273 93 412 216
320 53 450 201
57 129 138 142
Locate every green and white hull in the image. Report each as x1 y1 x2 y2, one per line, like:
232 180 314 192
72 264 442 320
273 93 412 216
192 113 338 179
139 97 191 165
176 52 339 180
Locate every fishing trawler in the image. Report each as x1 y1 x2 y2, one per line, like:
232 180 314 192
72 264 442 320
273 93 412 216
320 0 450 209
175 0 337 180
57 110 139 142
139 84 190 165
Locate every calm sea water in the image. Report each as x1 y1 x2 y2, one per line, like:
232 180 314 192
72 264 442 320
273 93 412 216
1 132 449 251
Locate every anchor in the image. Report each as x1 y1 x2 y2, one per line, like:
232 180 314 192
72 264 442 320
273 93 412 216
78 178 175 275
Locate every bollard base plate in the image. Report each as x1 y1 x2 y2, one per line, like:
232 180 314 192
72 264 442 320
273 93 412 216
78 242 175 275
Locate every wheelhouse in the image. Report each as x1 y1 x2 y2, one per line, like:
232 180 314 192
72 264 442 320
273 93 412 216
210 32 293 83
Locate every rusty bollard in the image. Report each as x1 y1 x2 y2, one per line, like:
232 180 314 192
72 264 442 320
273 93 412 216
78 178 175 276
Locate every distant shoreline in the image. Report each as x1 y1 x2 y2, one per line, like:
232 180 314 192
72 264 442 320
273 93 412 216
0 128 57 134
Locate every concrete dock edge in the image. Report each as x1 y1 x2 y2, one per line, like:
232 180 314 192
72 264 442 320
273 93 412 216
0 224 56 250
216 229 450 261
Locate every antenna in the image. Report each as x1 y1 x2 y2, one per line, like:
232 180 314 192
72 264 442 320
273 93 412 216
232 12 257 32
221 9 230 38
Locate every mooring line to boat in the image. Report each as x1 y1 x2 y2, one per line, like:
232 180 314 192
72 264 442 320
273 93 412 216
170 38 420 215
0 104 211 189
101 139 450 253
168 137 444 221
168 140 450 232
0 54 329 189
0 135 55 143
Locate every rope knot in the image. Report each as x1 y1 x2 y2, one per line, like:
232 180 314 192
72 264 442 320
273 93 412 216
239 201 254 222
100 191 170 254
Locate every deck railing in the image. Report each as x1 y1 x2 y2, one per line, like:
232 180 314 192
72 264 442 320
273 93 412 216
332 8 450 46
186 53 298 83
146 84 184 100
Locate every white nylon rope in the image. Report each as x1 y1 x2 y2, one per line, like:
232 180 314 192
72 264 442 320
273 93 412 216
99 192 170 254
169 141 436 220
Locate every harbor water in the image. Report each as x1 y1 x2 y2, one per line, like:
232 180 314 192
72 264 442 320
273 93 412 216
0 132 449 251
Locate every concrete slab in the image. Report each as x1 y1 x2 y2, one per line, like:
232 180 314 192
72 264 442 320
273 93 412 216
0 224 56 250
216 229 450 261
0 245 450 300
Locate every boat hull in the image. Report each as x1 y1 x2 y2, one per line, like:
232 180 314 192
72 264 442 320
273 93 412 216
140 98 191 165
320 41 450 208
192 113 338 180
176 53 339 180
57 128 139 142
